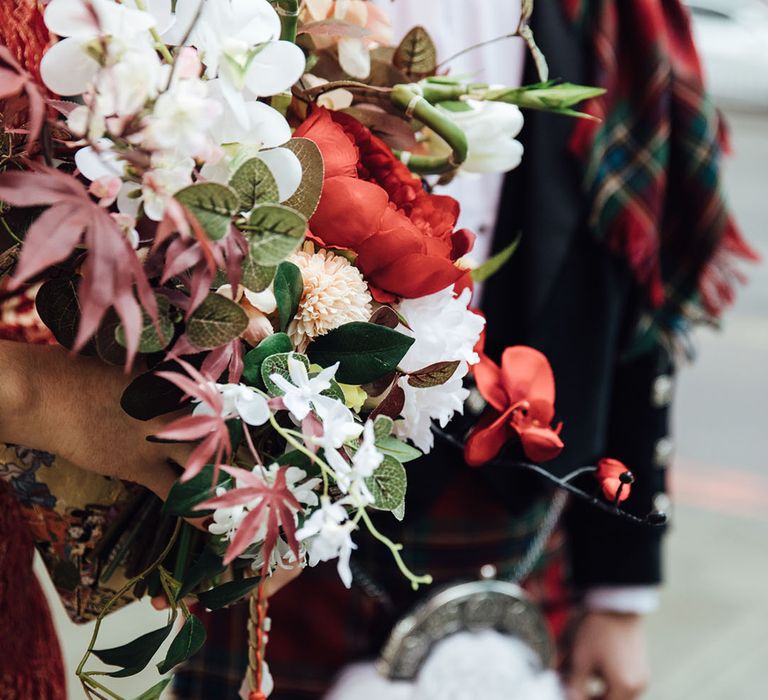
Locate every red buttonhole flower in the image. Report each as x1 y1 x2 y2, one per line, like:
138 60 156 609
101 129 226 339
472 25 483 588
595 458 634 503
464 346 564 466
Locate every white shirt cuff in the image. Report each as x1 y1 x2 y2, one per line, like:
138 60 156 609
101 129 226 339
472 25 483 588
584 586 660 615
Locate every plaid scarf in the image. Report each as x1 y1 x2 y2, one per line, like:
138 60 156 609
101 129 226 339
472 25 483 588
563 0 758 335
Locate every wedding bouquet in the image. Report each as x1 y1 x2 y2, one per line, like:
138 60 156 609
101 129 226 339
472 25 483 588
0 1 605 697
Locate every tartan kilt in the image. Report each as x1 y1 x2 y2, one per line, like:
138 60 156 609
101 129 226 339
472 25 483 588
172 467 574 700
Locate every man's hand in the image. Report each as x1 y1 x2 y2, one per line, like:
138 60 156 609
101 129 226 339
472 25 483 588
563 611 650 700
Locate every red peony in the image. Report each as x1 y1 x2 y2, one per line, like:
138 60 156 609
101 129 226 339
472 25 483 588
595 458 634 503
464 346 564 466
294 107 474 302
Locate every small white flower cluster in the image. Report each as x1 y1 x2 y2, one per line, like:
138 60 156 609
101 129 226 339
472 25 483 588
201 357 386 588
42 0 304 223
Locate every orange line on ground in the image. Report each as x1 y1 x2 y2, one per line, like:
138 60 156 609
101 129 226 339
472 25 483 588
671 458 768 520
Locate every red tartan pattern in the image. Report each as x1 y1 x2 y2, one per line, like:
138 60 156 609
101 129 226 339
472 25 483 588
563 0 758 324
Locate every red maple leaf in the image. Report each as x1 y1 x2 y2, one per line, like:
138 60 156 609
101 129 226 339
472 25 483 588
0 166 156 365
0 45 46 153
198 465 302 571
155 359 232 481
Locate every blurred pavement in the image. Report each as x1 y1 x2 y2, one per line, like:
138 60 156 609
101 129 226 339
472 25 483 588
646 109 768 699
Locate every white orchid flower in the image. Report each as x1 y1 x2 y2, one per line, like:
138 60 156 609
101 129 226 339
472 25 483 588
193 383 271 426
438 100 525 174
269 356 339 421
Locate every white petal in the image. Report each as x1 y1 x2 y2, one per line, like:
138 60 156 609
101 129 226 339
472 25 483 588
74 142 123 181
256 148 302 202
245 41 305 96
242 287 277 313
235 392 271 426
465 139 524 174
45 0 99 38
162 0 203 45
232 0 281 43
117 184 141 218
242 102 292 149
337 37 370 80
40 38 99 95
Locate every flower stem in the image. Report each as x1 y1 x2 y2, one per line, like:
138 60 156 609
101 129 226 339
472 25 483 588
274 0 300 43
390 84 468 175
76 519 183 699
133 0 174 63
358 508 432 591
268 413 333 495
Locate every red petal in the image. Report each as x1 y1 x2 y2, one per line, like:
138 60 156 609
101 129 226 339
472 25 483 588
473 354 507 412
369 253 464 299
464 408 514 467
294 107 359 179
500 346 556 419
310 176 388 249
596 458 629 480
518 425 564 463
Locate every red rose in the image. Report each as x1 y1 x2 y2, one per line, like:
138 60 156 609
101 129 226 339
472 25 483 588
464 346 564 466
294 108 474 301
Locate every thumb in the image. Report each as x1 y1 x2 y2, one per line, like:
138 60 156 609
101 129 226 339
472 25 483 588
564 651 597 700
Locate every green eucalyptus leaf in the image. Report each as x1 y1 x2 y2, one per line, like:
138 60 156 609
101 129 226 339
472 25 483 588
241 256 276 292
471 235 521 283
307 322 414 384
121 357 202 421
163 465 233 518
178 547 227 600
175 183 239 241
95 310 127 365
186 293 249 350
197 576 261 610
274 261 303 331
157 615 207 674
365 454 407 511
130 677 173 700
242 332 294 387
393 26 437 78
93 622 174 677
230 157 280 210
281 138 324 218
373 415 394 441
392 500 405 522
116 294 173 354
245 204 306 266
375 436 422 463
261 352 310 396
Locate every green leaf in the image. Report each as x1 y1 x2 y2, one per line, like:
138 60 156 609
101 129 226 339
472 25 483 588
241 256 276 292
95 310 127 365
376 436 422 463
365 454 407 511
439 100 473 112
93 622 174 677
245 203 307 266
116 294 173 354
307 322 415 384
178 547 226 600
35 276 95 353
407 360 461 388
130 677 173 700
197 576 261 610
229 157 280 211
121 357 202 421
281 138 324 218
471 236 521 283
393 26 437 78
274 261 303 332
392 500 405 522
157 615 207 674
175 183 239 241
261 352 310 396
373 415 394 441
186 293 249 350
242 332 294 387
163 465 232 518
